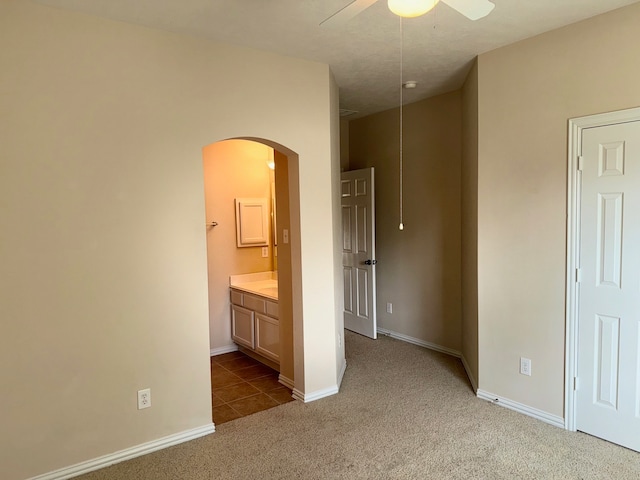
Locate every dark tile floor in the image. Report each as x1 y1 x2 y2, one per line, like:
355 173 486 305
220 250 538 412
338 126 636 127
211 351 294 424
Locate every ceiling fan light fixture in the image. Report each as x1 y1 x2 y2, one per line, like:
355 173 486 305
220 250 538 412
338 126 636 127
387 0 440 18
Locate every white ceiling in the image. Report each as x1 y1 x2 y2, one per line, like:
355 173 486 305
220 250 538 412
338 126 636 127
37 0 640 118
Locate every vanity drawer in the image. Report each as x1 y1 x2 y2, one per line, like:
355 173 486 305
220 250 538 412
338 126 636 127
266 300 278 318
230 290 244 306
242 293 266 314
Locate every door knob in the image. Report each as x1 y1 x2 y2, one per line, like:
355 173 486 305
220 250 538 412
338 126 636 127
364 259 377 265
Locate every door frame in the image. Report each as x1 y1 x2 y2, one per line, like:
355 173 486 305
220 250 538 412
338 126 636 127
203 137 303 394
565 106 640 431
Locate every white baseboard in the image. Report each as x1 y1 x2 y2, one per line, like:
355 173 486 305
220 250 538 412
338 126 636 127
292 385 339 403
291 388 304 402
278 374 294 390
288 362 345 402
29 423 216 480
377 327 462 358
477 389 564 429
337 359 347 388
460 354 478 393
210 344 238 356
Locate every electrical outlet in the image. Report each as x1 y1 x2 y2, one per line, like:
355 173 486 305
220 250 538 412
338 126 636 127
386 302 393 314
520 357 532 376
261 246 268 257
137 388 151 409
338 333 342 348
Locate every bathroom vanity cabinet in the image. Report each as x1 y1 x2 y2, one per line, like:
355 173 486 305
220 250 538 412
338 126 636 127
230 288 280 364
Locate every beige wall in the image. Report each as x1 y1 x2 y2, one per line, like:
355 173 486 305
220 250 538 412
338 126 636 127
331 73 347 381
273 150 295 384
0 1 340 478
203 140 274 352
477 2 640 416
340 118 350 171
349 92 462 352
461 60 479 390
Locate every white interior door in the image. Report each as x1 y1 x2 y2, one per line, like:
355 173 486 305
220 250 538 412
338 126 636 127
576 120 640 451
341 167 377 339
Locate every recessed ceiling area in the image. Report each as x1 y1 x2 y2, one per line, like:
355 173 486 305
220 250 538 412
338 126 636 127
37 0 640 118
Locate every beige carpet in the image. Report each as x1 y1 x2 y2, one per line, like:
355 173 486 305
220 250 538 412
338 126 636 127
79 331 640 479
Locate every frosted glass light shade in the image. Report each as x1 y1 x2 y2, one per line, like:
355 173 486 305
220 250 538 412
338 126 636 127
388 0 439 17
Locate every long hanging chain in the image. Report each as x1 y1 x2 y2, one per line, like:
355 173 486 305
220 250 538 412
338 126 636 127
399 17 404 231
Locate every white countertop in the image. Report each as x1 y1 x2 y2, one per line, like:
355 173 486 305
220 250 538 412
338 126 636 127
229 272 278 301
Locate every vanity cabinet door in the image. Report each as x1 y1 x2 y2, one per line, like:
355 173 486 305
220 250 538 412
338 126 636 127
231 305 255 349
255 313 279 362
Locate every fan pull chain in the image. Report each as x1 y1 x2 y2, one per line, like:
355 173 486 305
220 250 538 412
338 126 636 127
399 16 404 231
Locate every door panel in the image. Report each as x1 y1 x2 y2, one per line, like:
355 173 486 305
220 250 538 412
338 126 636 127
594 314 620 409
357 267 369 318
356 204 368 254
342 206 352 252
341 167 377 338
576 121 640 452
343 267 353 314
596 193 623 287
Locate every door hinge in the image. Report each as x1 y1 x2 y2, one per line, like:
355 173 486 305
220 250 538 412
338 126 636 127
577 155 584 171
573 377 579 391
575 268 582 283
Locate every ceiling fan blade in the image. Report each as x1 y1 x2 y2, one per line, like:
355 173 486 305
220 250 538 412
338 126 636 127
441 0 495 20
320 0 380 28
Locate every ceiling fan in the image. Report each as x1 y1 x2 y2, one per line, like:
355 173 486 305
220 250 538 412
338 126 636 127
320 0 495 27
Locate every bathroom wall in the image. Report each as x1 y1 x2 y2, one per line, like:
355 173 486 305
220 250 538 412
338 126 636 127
202 139 276 353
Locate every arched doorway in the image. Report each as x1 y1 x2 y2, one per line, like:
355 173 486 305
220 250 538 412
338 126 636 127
202 138 303 423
